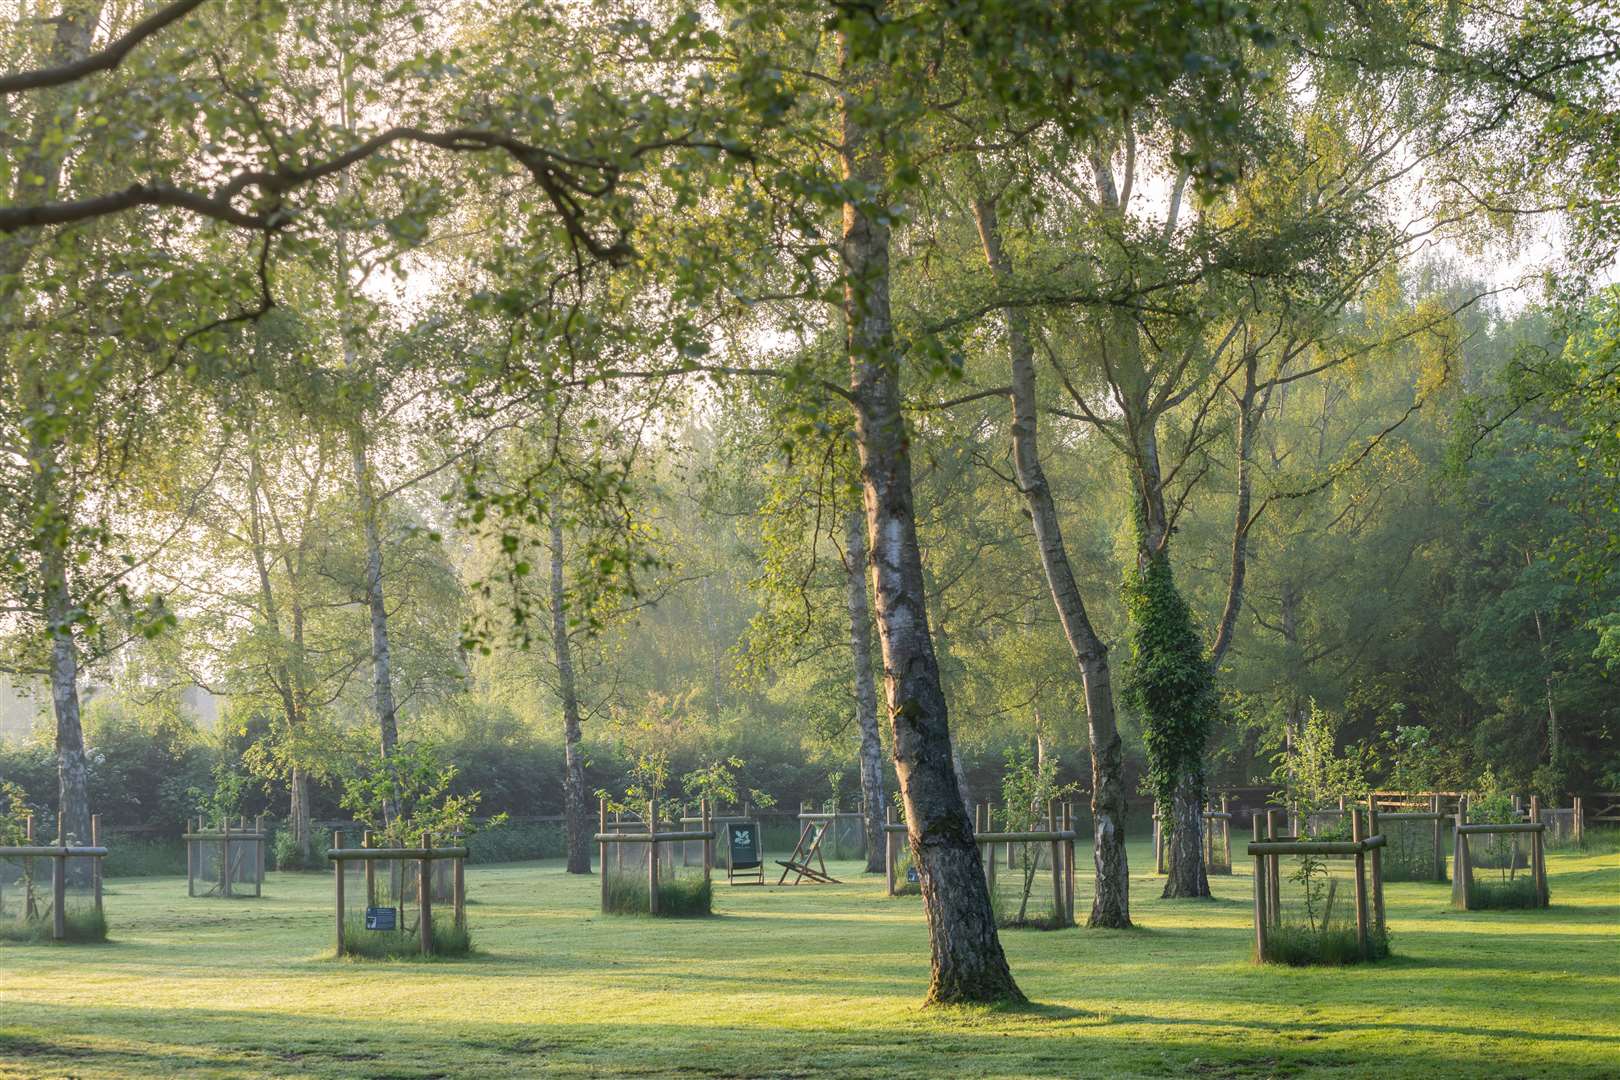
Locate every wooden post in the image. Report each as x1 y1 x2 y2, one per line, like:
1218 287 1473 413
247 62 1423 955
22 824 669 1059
701 798 713 884
1451 812 1469 909
453 835 466 932
647 798 660 916
1367 800 1384 935
221 815 234 899
1221 795 1232 870
333 830 345 955
187 815 196 897
1062 801 1075 927
599 798 609 913
1530 797 1547 906
91 814 102 914
1047 799 1062 923
1252 812 1267 962
1351 809 1370 959
1265 809 1281 923
1005 803 1015 870
363 830 376 907
885 804 897 896
981 805 996 893
24 815 34 920
255 814 265 886
1574 795 1584 847
419 832 433 955
1431 793 1443 882
52 816 66 941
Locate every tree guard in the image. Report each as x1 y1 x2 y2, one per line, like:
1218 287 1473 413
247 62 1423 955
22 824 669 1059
327 830 467 956
1250 809 1388 965
185 815 267 898
0 814 108 942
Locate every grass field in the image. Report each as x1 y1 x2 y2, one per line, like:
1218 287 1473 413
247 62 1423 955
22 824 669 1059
1 840 1616 1079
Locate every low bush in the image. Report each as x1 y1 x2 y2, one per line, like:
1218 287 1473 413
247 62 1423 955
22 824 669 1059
1263 924 1390 966
339 915 472 959
0 908 109 944
602 872 712 917
1467 877 1542 909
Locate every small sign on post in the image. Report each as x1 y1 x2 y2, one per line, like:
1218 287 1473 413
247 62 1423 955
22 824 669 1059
365 906 398 931
906 865 920 885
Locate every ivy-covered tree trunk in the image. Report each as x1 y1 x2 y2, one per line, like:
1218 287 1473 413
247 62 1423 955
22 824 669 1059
1126 536 1214 900
839 12 1021 1005
843 510 887 874
972 195 1131 928
550 516 592 875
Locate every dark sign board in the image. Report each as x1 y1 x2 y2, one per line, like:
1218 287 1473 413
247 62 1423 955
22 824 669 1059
365 906 398 931
906 866 920 884
729 822 762 868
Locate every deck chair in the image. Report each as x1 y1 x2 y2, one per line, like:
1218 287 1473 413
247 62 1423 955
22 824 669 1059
776 820 841 885
727 821 765 886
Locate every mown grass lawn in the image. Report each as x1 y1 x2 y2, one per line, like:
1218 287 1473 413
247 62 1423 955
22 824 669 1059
1 839 1615 1079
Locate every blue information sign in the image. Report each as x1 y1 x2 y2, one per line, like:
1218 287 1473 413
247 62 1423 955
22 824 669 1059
365 906 398 931
906 866 920 884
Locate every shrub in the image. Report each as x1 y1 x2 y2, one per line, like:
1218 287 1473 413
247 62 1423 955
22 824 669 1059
1264 924 1390 966
602 872 712 917
0 908 109 945
339 915 471 959
273 829 324 872
1466 877 1541 909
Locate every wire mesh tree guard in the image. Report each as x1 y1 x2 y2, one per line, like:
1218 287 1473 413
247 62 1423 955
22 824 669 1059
884 801 1077 929
1152 797 1235 875
1366 797 1449 883
595 797 714 915
1249 808 1388 965
0 814 108 942
327 830 467 956
1452 797 1550 910
185 815 267 898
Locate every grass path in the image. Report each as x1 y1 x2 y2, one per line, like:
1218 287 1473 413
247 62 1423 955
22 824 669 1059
1 841 1616 1078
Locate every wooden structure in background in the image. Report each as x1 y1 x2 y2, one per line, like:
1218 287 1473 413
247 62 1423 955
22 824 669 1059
595 797 714 913
0 814 108 941
327 830 467 955
185 814 267 898
1249 808 1387 963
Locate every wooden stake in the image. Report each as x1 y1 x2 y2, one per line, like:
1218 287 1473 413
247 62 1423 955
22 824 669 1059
91 814 102 914
419 832 433 956
1221 795 1232 870
1265 809 1281 922
1062 801 1075 927
52 816 66 941
647 799 660 916
1574 796 1584 847
363 830 376 907
1431 793 1443 882
599 797 609 914
454 835 466 932
1367 800 1384 935
1351 809 1370 959
1048 799 1062 925
885 804 897 896
1252 813 1267 962
333 830 345 955
221 815 232 899
701 798 712 885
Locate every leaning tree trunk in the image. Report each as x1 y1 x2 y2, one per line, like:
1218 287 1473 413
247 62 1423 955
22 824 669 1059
844 510 887 874
350 431 400 762
550 516 592 874
839 14 1021 1005
46 554 89 849
972 195 1131 928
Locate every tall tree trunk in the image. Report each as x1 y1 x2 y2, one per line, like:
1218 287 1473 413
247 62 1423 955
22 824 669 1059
1525 549 1560 768
839 12 1020 1005
289 767 311 856
972 195 1131 928
550 516 592 874
1211 353 1259 669
350 430 400 761
844 510 887 874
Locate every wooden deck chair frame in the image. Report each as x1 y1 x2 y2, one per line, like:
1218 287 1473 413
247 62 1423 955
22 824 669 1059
776 820 840 885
